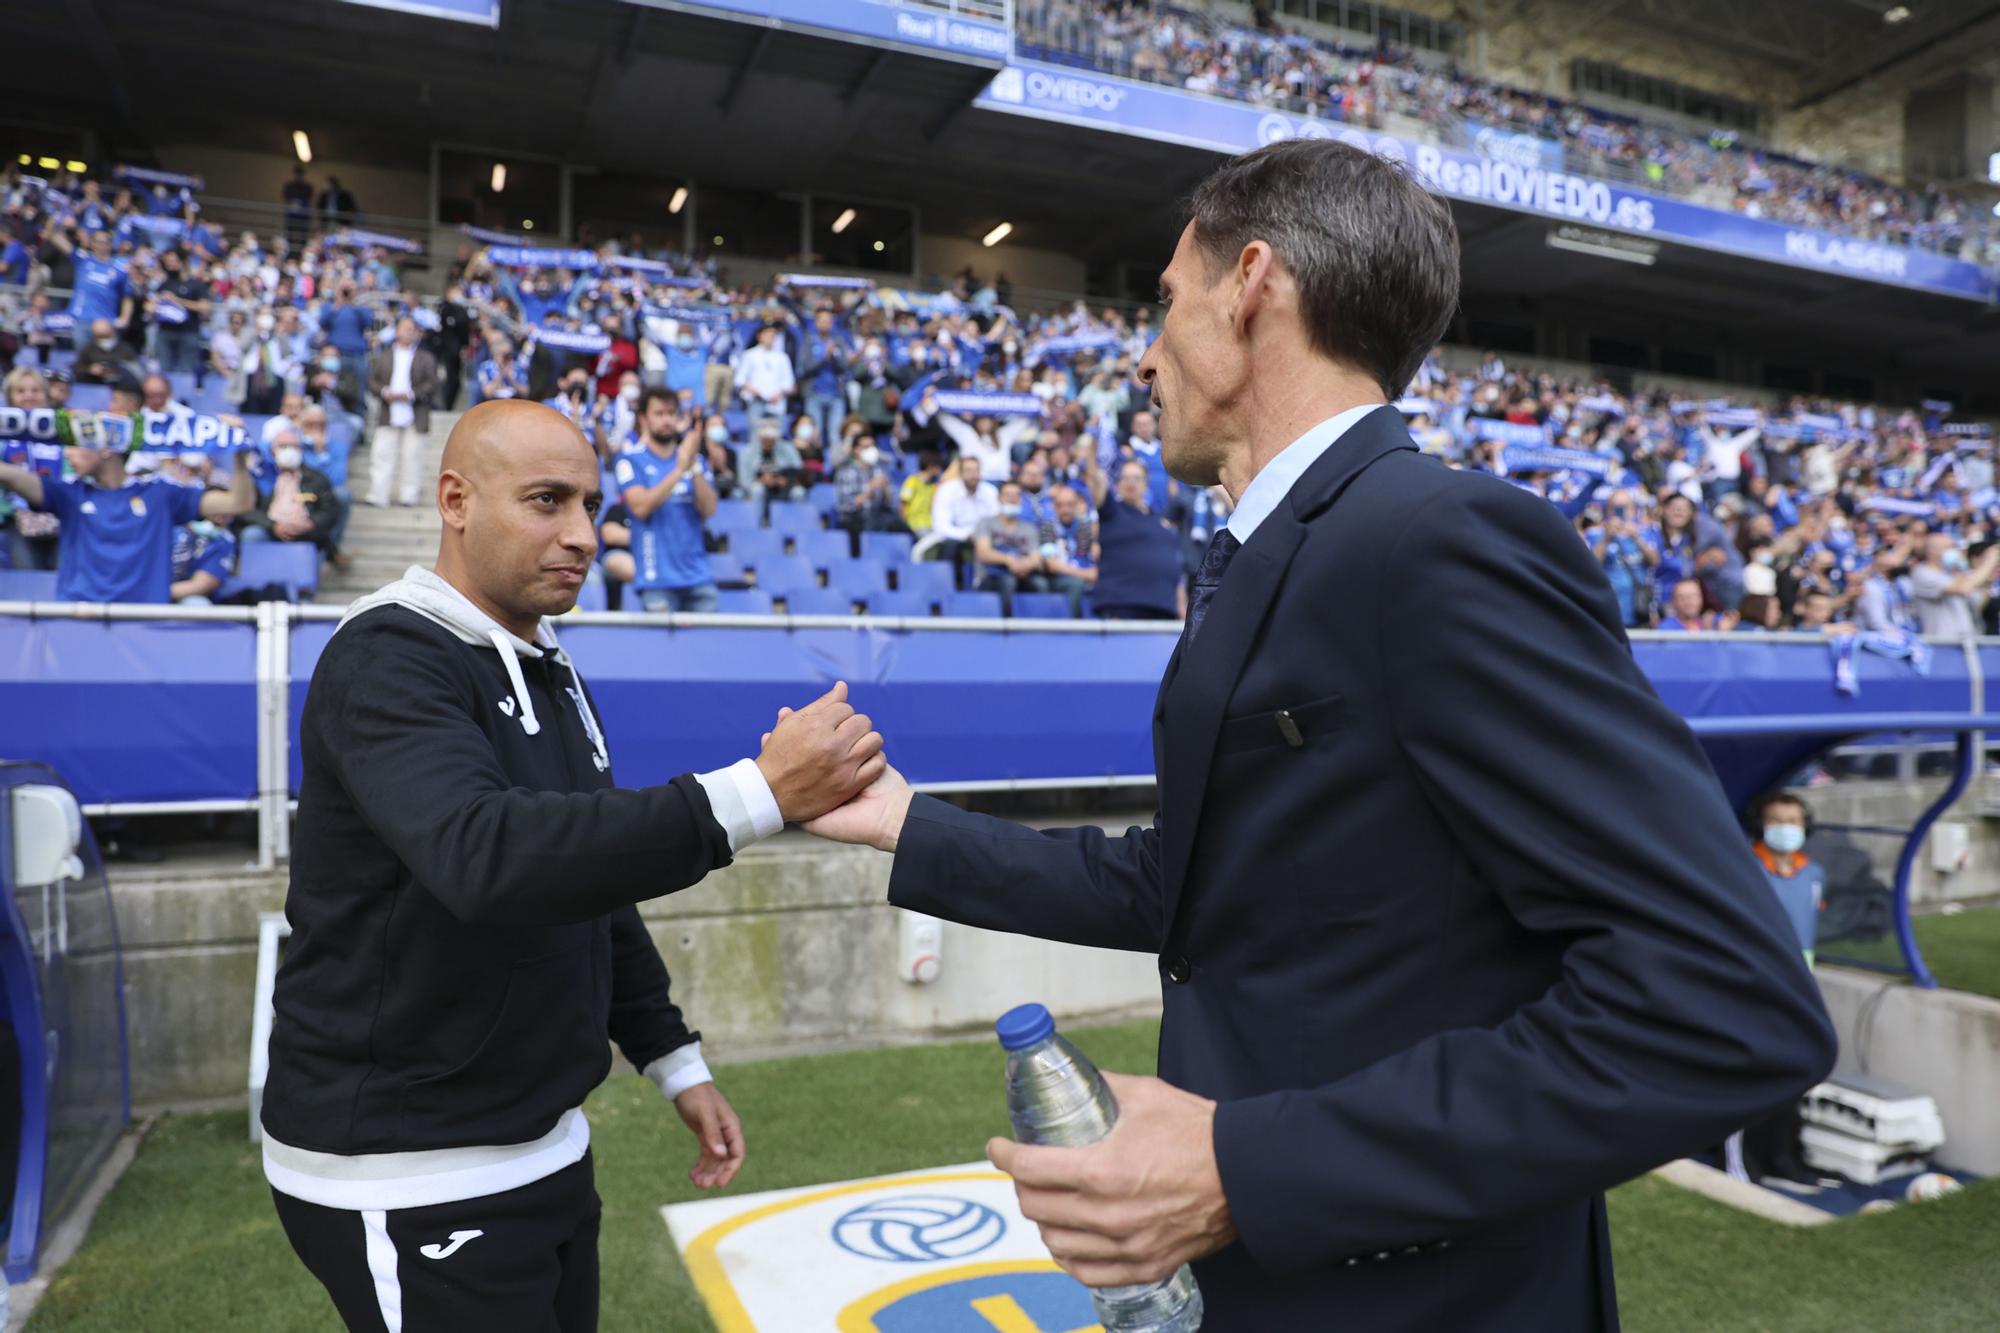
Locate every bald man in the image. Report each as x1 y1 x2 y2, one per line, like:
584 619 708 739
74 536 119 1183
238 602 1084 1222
262 402 882 1332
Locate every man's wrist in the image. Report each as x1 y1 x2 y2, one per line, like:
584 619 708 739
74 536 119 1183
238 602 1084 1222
877 786 914 853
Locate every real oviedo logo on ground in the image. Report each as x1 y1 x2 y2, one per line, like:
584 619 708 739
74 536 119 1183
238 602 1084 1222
833 1195 1006 1263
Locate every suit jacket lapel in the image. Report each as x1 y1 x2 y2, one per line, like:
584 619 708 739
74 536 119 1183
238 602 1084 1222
1159 406 1421 929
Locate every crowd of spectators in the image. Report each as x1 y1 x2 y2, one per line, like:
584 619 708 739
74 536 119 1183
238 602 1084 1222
1 161 1994 642
1016 0 1999 265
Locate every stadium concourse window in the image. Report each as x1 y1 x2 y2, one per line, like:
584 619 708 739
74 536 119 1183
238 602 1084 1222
810 199 914 275
571 170 693 253
436 149 559 234
698 186 804 264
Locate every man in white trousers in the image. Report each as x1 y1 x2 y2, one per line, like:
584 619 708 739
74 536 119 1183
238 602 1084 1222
366 316 439 507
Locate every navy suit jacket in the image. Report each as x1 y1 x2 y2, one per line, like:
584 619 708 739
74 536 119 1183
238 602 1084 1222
888 405 1837 1330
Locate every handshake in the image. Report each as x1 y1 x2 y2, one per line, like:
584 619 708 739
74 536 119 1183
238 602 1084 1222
751 682 912 851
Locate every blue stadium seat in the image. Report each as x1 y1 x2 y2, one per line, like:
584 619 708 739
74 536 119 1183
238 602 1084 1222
725 528 784 566
715 589 774 615
1011 592 1075 620
64 383 112 411
945 591 1004 619
796 529 853 571
185 380 236 415
723 410 750 439
166 372 200 404
827 557 888 599
860 532 914 566
808 482 840 521
709 498 758 533
766 500 821 539
894 562 956 602
235 541 320 601
706 552 750 588
782 587 856 616
0 570 59 601
754 554 818 598
860 590 935 618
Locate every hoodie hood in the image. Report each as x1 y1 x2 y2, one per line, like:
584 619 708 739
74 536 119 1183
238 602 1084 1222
342 566 607 769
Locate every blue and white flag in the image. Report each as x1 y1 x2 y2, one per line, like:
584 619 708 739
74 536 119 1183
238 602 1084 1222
114 165 204 191
1394 398 1438 416
1943 422 1991 438
1470 417 1550 449
602 254 673 276
1033 331 1124 360
651 273 712 290
931 390 1044 419
1501 445 1610 476
776 273 874 290
151 299 191 326
38 312 75 337
1922 399 1955 415
119 214 187 244
487 246 597 270
532 327 613 354
463 224 537 246
1703 406 1762 429
1794 412 1844 435
327 229 423 254
643 303 732 328
0 407 246 454
1576 394 1626 417
1859 495 1937 517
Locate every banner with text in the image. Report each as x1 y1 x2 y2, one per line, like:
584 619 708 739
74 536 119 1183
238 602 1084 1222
625 0 1011 65
973 59 1997 303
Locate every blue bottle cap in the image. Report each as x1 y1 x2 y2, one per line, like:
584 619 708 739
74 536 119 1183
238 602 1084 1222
995 1003 1055 1051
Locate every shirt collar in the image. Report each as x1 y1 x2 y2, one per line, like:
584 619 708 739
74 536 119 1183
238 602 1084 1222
1226 403 1382 544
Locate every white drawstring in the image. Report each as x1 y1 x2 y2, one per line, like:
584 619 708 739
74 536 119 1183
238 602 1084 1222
562 656 610 773
490 630 541 736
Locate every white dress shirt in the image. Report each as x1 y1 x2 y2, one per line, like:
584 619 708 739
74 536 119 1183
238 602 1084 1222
388 343 417 428
1227 403 1383 544
931 477 1001 541
735 344 796 404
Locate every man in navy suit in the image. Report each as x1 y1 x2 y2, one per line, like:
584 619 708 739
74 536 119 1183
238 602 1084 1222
802 140 1835 1330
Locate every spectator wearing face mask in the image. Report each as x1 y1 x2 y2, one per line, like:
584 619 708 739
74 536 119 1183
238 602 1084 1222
735 325 795 428
365 317 438 508
973 480 1050 615
75 318 141 384
694 412 738 497
246 428 348 563
170 518 238 605
1908 534 1999 639
211 309 251 403
308 344 363 419
850 340 907 436
477 330 527 403
1084 453 1183 621
663 321 711 406
833 434 903 539
1854 535 1918 636
242 310 292 415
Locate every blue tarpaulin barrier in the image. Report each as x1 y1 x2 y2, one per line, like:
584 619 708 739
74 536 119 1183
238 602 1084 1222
3 611 1995 809
0 619 257 807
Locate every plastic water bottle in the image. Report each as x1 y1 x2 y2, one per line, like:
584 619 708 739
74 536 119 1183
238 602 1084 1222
997 1003 1203 1333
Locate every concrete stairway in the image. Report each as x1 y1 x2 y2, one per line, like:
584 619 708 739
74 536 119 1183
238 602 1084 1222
317 411 458 604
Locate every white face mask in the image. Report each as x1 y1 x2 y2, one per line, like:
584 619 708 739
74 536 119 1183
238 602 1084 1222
274 445 304 470
619 384 640 404
256 316 275 335
857 446 880 468
96 336 118 350
1763 824 1806 855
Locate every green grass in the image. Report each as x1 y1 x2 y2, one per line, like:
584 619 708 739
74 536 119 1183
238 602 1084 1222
1819 904 2000 999
25 1019 2000 1333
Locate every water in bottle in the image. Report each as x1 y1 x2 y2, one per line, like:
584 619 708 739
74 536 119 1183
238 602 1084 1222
996 1003 1204 1333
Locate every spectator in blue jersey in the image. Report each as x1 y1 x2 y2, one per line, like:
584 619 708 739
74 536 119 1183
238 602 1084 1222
796 308 851 448
0 230 31 286
833 433 903 539
317 280 374 363
1015 453 1056 532
614 388 719 613
1122 409 1176 513
0 418 258 604
1592 491 1660 628
51 227 133 330
1657 578 1735 632
170 518 238 605
1085 453 1182 621
1040 484 1098 617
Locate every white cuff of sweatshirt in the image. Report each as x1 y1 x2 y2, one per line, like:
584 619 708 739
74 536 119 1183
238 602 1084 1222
693 758 784 853
643 1041 714 1102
